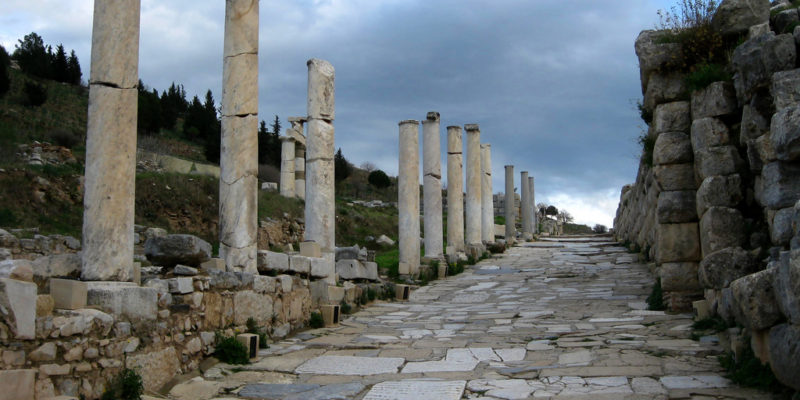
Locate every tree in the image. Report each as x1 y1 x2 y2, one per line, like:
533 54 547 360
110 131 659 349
334 148 352 183
557 210 573 224
66 50 81 85
0 45 10 97
13 32 50 79
24 81 47 106
545 205 558 218
160 82 187 130
137 80 162 136
51 44 68 83
360 161 376 172
593 224 608 234
368 169 391 189
270 115 282 136
257 118 280 167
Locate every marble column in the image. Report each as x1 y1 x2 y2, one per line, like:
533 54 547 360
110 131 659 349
529 176 537 234
446 126 465 254
464 124 482 246
305 59 336 260
480 143 494 243
219 0 259 273
287 117 307 200
422 112 443 259
81 0 141 281
280 136 296 197
520 171 532 239
398 120 420 276
504 165 515 244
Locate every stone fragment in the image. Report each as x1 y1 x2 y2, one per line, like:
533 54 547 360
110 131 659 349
696 175 743 218
36 294 54 317
168 277 194 294
657 191 697 223
762 161 800 209
730 268 781 330
661 262 701 291
653 132 692 165
772 68 800 110
335 259 378 281
691 81 737 119
289 255 311 274
199 258 226 272
0 369 36 400
656 223 701 263
30 342 57 362
653 101 690 134
173 265 198 276
253 275 276 294
39 363 71 376
770 103 800 161
144 234 211 267
0 278 36 339
0 259 33 282
50 278 87 310
699 207 746 256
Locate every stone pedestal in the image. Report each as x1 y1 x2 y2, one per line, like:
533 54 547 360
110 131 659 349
219 0 259 273
398 120 420 276
395 284 411 300
320 304 340 326
520 171 532 239
50 278 88 310
280 136 296 197
236 333 259 359
446 126 465 254
481 143 494 243
305 59 336 263
422 112 443 259
81 0 141 281
504 165 516 244
529 176 537 233
465 124 482 246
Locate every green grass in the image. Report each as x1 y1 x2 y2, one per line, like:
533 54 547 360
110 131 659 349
335 199 398 249
685 63 731 92
494 215 505 225
101 368 143 400
375 248 400 278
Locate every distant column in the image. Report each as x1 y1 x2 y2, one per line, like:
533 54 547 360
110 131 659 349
446 126 465 254
279 136 296 197
529 176 537 234
398 120 420 276
305 59 336 260
287 117 307 200
464 124 482 246
422 112 443 259
504 165 515 244
480 143 494 243
521 171 532 239
219 0 259 273
81 0 141 281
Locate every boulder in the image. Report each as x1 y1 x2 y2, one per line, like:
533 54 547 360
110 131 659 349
696 175 743 218
0 278 36 339
635 30 683 93
699 207 746 256
771 207 795 245
771 68 800 110
690 117 730 152
0 259 33 282
762 161 800 209
730 268 781 330
653 101 691 134
335 259 379 281
31 253 81 281
690 81 737 119
144 234 211 267
654 164 697 191
660 262 701 291
289 255 311 274
773 251 800 323
698 247 760 289
713 0 770 36
740 104 770 145
732 32 795 103
653 132 693 165
696 146 744 180
773 7 800 33
656 190 697 223
768 323 800 390
656 223 701 263
376 235 395 246
770 103 800 161
644 72 688 111
126 347 180 392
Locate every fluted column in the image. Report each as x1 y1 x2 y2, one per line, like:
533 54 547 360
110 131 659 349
505 165 515 244
481 143 494 243
81 0 141 281
422 112 443 259
464 124 482 246
398 120 420 276
446 126 465 254
521 171 532 239
280 136 296 197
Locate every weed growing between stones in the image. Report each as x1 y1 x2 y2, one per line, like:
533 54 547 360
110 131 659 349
647 278 666 311
685 63 731 92
213 333 250 365
360 289 369 305
719 346 785 393
245 317 269 349
340 300 352 315
367 288 377 301
309 311 324 328
101 368 143 400
638 132 656 168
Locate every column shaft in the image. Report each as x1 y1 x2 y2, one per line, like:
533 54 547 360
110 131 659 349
280 137 296 197
294 146 305 200
464 125 482 245
521 171 532 238
446 126 465 253
398 120 420 275
529 176 537 234
480 143 494 243
422 112 443 258
504 165 515 244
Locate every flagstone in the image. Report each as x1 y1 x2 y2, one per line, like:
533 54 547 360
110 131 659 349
295 356 404 375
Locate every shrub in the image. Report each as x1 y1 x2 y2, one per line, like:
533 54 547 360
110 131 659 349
24 81 47 106
685 63 731 92
655 1 734 73
593 224 608 234
494 215 505 225
213 333 250 364
360 289 369 305
47 129 82 148
367 288 377 301
719 346 782 391
245 317 269 349
101 368 143 400
340 300 352 315
638 132 656 168
637 100 653 124
646 278 666 311
309 311 324 328
448 260 465 276
367 169 391 189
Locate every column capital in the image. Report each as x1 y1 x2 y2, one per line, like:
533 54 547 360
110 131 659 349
464 124 480 132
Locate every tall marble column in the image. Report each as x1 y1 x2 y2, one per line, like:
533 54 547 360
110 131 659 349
422 112 443 259
464 124 482 246
81 0 141 281
481 143 494 243
521 171 532 239
529 176 537 234
305 59 336 260
219 0 259 273
398 120 420 276
446 126 465 254
504 165 515 244
280 136 296 197
287 117 307 200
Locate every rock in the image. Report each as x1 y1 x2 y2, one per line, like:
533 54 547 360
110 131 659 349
700 207 746 256
771 207 795 245
768 323 800 390
656 223 701 263
770 103 800 161
0 248 10 261
696 175 743 218
173 265 198 276
253 275 276 294
335 245 360 261
278 274 293 292
653 132 693 165
740 104 770 145
168 277 194 294
732 32 795 103
699 247 760 289
690 118 730 152
36 294 54 317
143 227 167 241
653 101 691 134
199 258 226 272
335 259 379 281
39 363 71 376
126 347 180 392
0 278 36 339
635 30 683 93
656 190 697 223
644 72 688 112
774 8 800 33
29 342 57 362
731 268 781 330
660 262 701 291
144 234 212 267
0 259 33 282
762 161 800 209
1 350 24 366
31 253 81 281
310 257 334 280
63 345 83 362
696 146 744 180
772 69 800 110
691 81 737 119
86 282 158 322
261 182 278 191
773 251 800 323
0 369 36 400
713 0 770 36
257 250 289 273
376 235 395 246
233 290 273 326
654 164 697 191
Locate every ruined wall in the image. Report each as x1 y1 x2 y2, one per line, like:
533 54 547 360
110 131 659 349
615 1 800 390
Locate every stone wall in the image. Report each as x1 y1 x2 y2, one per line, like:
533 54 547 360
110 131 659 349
615 1 800 390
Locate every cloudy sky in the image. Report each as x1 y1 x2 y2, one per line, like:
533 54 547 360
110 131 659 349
1 0 674 227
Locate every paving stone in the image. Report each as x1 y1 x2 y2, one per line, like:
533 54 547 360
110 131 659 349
295 356 404 375
363 380 465 400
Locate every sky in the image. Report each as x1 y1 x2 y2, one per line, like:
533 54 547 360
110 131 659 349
0 0 675 228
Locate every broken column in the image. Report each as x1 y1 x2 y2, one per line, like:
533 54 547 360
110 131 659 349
219 0 259 273
280 136 296 197
81 0 141 281
521 171 532 239
505 165 515 244
305 59 336 261
287 117 307 200
465 124 482 247
446 126 465 255
398 120 420 276
481 143 494 243
422 112 443 260
529 176 537 233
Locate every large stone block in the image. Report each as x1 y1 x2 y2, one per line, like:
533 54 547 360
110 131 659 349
310 281 345 305
691 81 737 119
307 59 335 120
699 207 746 256
310 257 335 283
696 146 744 180
740 104 769 145
712 0 770 36
299 241 321 258
656 223 701 263
653 132 693 165
653 101 691 134
654 164 697 191
696 175 743 218
698 247 759 289
126 347 179 393
0 278 36 339
657 191 697 223
773 251 800 324
86 282 158 321
635 30 683 93
50 278 87 310
731 268 781 330
144 234 212 267
771 68 800 110
234 290 273 326
0 369 36 400
660 262 701 291
289 255 311 274
762 161 800 209
690 117 730 152
644 72 688 111
732 32 795 103
257 250 289 273
770 207 795 245
770 103 800 161
768 323 800 390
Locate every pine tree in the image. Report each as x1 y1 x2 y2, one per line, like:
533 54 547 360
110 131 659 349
334 148 352 183
0 45 10 97
13 32 50 79
137 80 161 135
66 50 81 85
52 44 68 83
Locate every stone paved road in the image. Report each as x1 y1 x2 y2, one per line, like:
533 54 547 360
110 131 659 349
167 236 777 400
